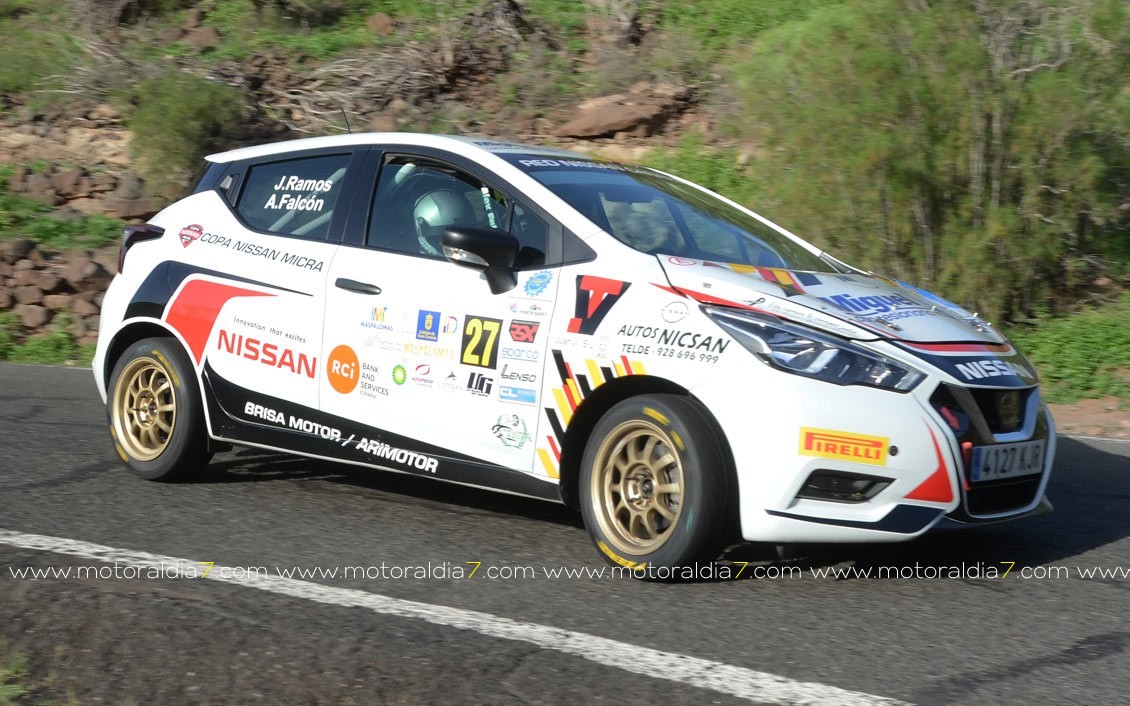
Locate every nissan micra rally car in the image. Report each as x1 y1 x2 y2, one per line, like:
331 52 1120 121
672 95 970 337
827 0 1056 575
93 133 1055 570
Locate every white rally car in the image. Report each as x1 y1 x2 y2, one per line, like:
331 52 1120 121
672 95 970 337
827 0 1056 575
93 133 1055 570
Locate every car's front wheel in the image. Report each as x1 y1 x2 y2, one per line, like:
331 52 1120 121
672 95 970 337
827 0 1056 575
108 337 211 481
580 394 733 574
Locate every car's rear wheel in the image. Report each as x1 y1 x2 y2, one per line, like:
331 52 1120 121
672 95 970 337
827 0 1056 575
580 394 732 574
108 337 211 481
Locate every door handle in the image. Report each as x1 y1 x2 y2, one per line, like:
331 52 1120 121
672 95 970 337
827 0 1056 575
335 278 382 295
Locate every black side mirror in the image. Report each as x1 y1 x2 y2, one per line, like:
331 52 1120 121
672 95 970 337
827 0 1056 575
442 226 520 294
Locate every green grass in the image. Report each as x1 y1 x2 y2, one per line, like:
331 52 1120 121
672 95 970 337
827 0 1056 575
0 189 123 252
0 643 29 706
0 312 94 367
1005 292 1130 404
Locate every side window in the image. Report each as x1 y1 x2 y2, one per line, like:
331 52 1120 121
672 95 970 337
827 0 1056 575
511 203 547 268
235 153 351 239
368 158 510 259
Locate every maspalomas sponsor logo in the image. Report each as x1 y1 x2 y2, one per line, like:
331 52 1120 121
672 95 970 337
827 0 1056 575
361 306 394 332
217 330 316 378
798 427 889 466
326 344 360 394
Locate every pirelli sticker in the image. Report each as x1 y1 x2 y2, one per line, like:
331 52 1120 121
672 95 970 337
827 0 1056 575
799 427 889 466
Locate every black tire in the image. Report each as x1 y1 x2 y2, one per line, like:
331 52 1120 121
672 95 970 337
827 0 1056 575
107 337 212 481
579 394 733 574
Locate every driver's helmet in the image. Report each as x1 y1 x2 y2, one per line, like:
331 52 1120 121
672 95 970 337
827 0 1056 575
413 189 474 256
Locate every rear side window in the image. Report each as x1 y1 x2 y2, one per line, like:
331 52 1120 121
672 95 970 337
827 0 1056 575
236 154 352 239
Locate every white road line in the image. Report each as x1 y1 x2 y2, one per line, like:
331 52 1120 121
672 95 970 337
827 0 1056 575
0 529 911 706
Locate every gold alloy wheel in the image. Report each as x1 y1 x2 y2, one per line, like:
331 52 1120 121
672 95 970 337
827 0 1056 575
590 420 685 555
112 357 176 462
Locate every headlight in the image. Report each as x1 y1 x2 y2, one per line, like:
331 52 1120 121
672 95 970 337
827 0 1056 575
705 307 924 392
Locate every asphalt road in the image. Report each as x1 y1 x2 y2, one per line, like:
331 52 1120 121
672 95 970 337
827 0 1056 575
1 363 1129 705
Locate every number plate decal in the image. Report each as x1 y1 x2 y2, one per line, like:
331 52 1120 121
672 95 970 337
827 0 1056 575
970 439 1045 482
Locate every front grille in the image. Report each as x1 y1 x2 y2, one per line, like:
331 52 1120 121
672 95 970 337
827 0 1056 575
929 382 1048 521
964 476 1043 515
969 387 1029 434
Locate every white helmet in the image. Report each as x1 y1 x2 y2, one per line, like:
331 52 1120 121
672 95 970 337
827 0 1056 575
413 189 474 256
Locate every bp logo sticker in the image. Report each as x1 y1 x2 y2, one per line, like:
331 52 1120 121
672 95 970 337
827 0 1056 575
392 364 407 386
492 414 531 449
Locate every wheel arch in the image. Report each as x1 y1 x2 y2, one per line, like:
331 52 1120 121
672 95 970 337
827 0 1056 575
102 320 187 390
556 375 737 517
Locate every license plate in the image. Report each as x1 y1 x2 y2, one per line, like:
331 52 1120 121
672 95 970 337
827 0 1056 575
970 440 1046 482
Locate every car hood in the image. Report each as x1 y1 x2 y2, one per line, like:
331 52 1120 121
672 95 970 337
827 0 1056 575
658 258 1006 345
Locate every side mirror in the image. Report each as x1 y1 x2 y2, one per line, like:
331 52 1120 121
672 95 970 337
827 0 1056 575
442 226 520 294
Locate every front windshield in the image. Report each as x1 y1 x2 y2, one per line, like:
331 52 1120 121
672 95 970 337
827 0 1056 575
511 158 836 272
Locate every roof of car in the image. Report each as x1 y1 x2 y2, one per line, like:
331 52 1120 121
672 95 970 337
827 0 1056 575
207 132 581 163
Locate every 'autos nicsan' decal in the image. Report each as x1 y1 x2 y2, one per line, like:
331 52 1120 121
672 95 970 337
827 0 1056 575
538 350 646 479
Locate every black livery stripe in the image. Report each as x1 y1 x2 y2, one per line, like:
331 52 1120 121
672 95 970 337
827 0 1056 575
202 364 560 502
125 261 311 321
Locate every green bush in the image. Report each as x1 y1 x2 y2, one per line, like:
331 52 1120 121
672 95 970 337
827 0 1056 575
129 71 247 193
1005 293 1130 403
0 8 80 96
732 0 1130 322
0 312 93 366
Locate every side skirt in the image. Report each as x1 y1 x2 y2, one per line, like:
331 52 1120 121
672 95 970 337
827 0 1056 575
202 364 562 503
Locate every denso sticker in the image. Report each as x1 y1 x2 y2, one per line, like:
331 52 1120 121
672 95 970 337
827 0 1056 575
799 427 889 466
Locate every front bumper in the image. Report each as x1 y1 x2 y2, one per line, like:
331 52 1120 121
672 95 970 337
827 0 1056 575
693 371 1055 544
